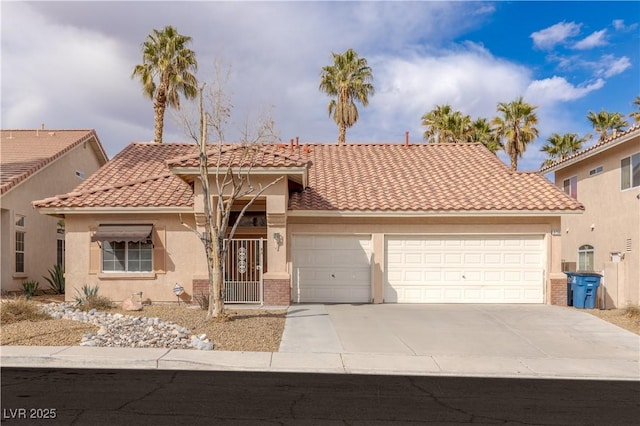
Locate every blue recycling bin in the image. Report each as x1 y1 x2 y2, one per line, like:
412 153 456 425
570 272 602 309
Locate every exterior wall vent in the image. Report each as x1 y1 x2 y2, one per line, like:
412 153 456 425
626 238 632 252
75 170 85 180
588 165 603 176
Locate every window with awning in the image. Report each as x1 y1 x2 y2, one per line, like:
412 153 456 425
92 225 154 273
91 225 153 243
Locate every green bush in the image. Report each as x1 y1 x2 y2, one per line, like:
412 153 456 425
21 280 39 300
43 264 65 294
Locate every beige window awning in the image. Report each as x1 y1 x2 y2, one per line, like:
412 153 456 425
91 225 152 243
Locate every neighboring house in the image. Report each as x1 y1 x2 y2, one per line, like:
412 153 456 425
34 139 582 306
541 125 640 308
1 129 108 293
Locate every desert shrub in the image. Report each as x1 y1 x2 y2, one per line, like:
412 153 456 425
0 298 50 325
43 264 65 294
21 280 39 300
80 295 113 311
74 284 99 305
193 292 210 311
623 304 640 319
74 284 113 311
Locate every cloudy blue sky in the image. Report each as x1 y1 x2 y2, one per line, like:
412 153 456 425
2 1 639 171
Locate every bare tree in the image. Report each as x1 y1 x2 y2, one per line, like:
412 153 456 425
180 63 282 320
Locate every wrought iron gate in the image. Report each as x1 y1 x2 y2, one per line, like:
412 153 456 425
224 238 263 303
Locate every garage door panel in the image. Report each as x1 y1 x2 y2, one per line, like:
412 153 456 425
463 253 482 265
504 253 522 265
405 253 423 264
385 235 544 304
292 235 371 303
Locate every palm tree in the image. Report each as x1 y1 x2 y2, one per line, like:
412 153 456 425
492 97 539 171
470 118 503 154
630 95 640 124
421 105 473 143
422 104 453 142
319 48 374 145
586 109 628 142
540 133 587 168
132 26 198 143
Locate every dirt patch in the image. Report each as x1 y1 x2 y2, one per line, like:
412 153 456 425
583 307 640 336
1 298 286 351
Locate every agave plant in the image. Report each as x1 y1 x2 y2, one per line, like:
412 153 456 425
43 264 65 294
21 280 39 300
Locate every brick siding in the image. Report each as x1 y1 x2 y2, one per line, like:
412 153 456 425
550 278 569 306
263 279 291 306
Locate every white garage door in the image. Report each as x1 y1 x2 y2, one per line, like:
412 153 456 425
385 235 544 303
292 235 372 303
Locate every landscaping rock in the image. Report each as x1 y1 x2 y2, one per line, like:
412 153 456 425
122 298 143 311
40 302 212 350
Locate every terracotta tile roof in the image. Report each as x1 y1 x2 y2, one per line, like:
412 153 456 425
289 143 583 212
34 141 583 212
34 143 196 209
539 125 640 173
167 144 310 168
0 129 106 195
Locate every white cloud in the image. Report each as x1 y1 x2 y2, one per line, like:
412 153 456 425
599 55 632 78
1 3 150 151
612 19 639 32
572 29 608 50
525 76 605 104
359 45 531 141
530 21 581 50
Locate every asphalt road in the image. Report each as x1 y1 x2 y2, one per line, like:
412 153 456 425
1 368 638 425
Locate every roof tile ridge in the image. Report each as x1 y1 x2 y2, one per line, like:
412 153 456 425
166 145 245 164
36 173 176 204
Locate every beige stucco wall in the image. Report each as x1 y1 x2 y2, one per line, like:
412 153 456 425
554 139 640 307
62 174 291 303
287 215 563 304
64 213 207 302
1 141 104 292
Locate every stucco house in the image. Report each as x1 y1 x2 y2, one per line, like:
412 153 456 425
34 138 583 305
541 125 639 308
1 129 108 293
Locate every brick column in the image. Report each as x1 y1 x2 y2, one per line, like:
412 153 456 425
550 278 569 306
263 278 290 305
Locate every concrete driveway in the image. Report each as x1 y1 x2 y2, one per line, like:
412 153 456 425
279 304 640 378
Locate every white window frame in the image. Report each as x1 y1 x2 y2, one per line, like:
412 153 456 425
14 214 26 274
621 152 640 190
563 176 578 199
102 238 153 273
578 244 594 271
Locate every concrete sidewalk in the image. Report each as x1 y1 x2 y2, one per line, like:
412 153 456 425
2 344 638 380
2 304 639 380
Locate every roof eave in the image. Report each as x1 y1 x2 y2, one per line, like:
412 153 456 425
540 129 639 174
